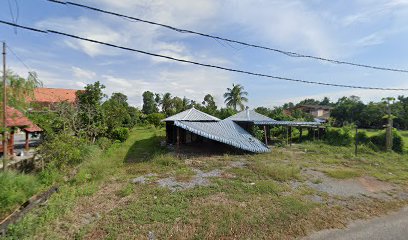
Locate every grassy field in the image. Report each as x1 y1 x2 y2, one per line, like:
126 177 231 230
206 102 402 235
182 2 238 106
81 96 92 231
3 127 408 239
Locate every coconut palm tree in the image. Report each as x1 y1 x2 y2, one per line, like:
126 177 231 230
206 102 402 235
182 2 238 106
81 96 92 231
223 84 248 111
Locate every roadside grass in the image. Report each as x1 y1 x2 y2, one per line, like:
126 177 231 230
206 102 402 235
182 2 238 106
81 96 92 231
0 171 41 219
4 126 408 239
4 126 167 239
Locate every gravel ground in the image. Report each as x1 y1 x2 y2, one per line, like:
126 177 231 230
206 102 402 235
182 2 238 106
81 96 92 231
302 169 395 199
303 207 408 240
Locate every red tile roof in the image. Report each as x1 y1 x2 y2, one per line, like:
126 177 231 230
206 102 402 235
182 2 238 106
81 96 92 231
31 88 80 103
24 124 42 133
2 106 35 128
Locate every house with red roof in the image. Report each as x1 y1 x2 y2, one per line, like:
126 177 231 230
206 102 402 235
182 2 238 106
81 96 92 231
29 87 81 110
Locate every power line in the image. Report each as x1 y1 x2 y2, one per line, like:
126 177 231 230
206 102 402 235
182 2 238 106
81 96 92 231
6 44 42 84
0 19 407 91
47 0 408 74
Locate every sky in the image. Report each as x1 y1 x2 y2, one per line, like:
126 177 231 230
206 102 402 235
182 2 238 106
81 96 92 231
1 0 408 108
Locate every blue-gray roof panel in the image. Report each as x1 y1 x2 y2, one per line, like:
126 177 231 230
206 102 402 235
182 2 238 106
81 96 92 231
163 108 220 122
226 109 276 122
174 120 270 153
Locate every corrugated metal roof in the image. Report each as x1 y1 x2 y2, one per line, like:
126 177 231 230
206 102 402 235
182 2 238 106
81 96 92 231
163 108 220 122
174 120 270 153
269 121 321 127
225 109 321 127
226 109 276 123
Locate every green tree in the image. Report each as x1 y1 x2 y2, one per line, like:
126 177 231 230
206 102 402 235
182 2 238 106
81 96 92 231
297 98 320 106
320 97 331 106
223 84 248 111
202 94 217 115
103 92 131 133
76 81 107 142
331 96 365 126
161 93 174 116
142 91 158 114
1 70 42 111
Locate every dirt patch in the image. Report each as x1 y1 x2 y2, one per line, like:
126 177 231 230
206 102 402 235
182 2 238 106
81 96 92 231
302 169 397 199
358 176 394 193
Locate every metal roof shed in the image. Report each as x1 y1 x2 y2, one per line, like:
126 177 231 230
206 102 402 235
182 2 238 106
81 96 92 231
174 120 270 153
162 107 220 122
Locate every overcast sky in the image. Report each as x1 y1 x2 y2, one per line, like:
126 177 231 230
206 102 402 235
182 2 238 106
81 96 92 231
1 0 408 108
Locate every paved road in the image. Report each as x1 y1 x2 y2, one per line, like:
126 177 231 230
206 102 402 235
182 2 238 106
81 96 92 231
303 207 408 240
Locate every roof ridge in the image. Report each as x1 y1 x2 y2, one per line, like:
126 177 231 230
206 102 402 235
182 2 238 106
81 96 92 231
183 108 194 120
35 87 80 90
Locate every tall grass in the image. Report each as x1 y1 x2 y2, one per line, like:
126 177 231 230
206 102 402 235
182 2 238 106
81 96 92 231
0 171 40 219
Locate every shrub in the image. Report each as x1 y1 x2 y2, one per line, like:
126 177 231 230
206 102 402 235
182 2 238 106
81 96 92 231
356 130 369 144
0 171 40 218
38 133 90 169
369 129 404 153
110 127 130 142
324 127 353 146
146 113 166 128
96 137 112 150
252 126 265 142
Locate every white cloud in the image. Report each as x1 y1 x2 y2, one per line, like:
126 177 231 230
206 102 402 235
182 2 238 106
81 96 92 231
37 17 125 57
72 67 96 80
355 33 385 47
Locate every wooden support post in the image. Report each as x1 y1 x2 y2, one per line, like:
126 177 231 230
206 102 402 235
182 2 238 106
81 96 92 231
286 126 289 145
317 127 320 140
2 42 7 171
263 125 268 145
310 128 316 141
176 127 180 155
9 130 14 156
289 126 292 146
25 131 29 151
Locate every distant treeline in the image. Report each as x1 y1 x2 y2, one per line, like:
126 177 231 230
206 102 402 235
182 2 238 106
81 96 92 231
141 91 408 130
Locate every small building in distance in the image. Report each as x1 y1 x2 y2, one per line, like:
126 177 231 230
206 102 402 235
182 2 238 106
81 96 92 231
29 87 80 110
290 105 333 123
0 106 42 156
162 108 270 153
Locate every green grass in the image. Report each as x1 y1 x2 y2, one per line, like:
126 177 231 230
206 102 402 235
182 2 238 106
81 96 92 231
323 168 362 179
0 171 41 219
4 126 408 240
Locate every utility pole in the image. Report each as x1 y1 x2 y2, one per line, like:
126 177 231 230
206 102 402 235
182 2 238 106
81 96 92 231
2 42 7 171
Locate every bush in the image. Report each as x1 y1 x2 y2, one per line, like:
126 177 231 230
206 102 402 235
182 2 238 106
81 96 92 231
146 113 165 128
38 133 90 169
96 137 112 150
356 130 369 144
0 171 40 218
324 127 353 146
110 127 130 142
252 126 265 142
369 129 404 153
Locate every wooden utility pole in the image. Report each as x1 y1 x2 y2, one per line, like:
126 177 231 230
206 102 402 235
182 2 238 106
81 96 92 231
355 126 358 156
2 42 7 171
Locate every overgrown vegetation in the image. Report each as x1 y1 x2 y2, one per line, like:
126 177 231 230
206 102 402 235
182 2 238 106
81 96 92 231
3 127 408 239
0 171 40 219
321 126 405 153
